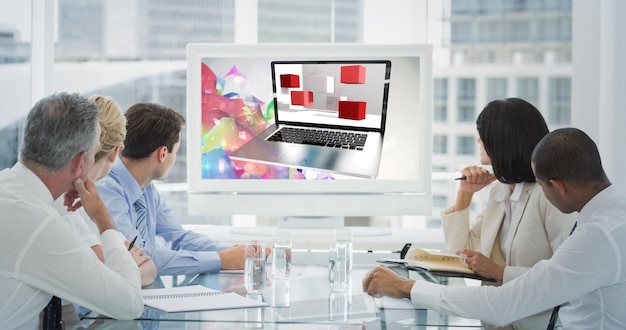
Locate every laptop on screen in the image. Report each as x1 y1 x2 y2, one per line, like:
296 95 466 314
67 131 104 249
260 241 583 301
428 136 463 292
230 60 391 178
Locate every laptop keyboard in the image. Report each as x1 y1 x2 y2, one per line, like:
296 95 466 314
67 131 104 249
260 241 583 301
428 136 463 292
267 127 367 150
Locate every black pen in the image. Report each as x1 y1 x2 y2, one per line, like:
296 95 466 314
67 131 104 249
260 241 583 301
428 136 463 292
128 236 138 251
455 176 467 180
399 243 412 259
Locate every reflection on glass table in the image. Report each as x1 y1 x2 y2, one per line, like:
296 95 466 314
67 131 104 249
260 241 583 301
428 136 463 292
81 263 482 329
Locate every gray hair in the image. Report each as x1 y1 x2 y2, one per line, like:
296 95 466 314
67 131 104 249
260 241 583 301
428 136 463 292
20 93 101 173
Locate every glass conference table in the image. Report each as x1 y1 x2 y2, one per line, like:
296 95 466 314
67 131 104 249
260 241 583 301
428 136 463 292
77 262 483 329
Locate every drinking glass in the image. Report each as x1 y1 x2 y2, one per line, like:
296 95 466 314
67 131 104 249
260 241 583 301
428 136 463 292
328 228 352 291
272 231 292 278
244 241 266 292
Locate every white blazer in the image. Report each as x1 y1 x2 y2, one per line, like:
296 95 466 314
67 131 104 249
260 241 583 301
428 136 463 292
441 182 577 330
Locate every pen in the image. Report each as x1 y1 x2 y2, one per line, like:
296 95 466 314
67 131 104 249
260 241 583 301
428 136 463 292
455 176 467 180
128 236 138 251
399 243 412 259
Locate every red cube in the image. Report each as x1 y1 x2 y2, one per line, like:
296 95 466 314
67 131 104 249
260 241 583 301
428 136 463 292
291 90 314 106
280 74 300 88
338 101 366 120
340 65 366 84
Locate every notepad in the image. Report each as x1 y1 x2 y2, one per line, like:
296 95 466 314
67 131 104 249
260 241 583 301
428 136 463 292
142 285 268 312
378 248 496 282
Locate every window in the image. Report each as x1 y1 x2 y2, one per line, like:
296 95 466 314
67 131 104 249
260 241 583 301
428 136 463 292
478 21 502 43
451 22 473 43
433 135 448 154
433 195 448 208
548 77 571 124
434 78 448 122
457 78 475 101
1 0 576 233
434 78 448 101
434 105 448 122
486 78 507 101
507 21 529 42
456 135 475 155
457 105 475 122
432 165 448 172
457 78 475 122
0 2 31 170
537 17 571 42
517 77 539 106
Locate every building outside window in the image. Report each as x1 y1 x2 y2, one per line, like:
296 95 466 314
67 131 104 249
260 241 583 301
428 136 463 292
456 135 475 155
433 135 448 155
486 78 507 101
517 77 539 106
457 78 475 122
0 0 575 231
548 77 571 125
434 78 448 122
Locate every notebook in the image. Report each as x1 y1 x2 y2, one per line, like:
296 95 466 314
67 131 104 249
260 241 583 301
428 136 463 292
377 248 496 282
229 60 391 179
142 285 268 313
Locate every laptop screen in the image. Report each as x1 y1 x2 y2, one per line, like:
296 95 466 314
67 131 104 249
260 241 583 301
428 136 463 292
271 60 391 132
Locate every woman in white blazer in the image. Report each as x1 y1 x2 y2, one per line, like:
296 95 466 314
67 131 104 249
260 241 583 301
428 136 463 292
441 98 577 330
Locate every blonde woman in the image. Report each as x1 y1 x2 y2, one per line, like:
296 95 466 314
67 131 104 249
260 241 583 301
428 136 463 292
55 94 156 287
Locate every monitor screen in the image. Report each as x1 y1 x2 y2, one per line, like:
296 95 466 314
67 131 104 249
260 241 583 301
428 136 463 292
186 44 432 217
271 60 390 131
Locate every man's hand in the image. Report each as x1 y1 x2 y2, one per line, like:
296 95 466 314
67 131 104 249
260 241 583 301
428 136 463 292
128 245 151 267
218 244 272 270
72 177 115 233
63 189 81 212
457 249 504 282
362 265 414 299
217 245 246 270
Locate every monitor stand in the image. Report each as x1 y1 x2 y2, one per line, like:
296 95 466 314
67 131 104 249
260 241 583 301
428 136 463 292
229 216 392 238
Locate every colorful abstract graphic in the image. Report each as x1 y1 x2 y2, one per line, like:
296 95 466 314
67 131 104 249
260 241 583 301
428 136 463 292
200 62 331 180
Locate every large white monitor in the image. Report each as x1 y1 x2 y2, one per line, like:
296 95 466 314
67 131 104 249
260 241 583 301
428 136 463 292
186 44 432 218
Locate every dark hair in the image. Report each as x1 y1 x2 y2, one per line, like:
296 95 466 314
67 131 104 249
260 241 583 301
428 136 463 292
20 93 100 173
532 128 605 185
476 98 549 184
121 103 185 159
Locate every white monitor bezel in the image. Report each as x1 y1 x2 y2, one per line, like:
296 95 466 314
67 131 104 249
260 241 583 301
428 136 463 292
186 43 432 216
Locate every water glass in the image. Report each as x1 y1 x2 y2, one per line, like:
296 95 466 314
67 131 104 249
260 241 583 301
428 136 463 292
244 292 265 329
244 241 266 293
271 278 291 307
272 232 292 278
328 290 349 321
328 228 353 291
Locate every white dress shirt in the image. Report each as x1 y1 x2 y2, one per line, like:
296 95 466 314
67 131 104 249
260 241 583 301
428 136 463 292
0 162 144 329
54 196 101 248
494 182 523 260
413 184 626 329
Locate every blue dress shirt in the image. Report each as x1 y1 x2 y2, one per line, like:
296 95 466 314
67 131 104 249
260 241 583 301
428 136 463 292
97 158 232 275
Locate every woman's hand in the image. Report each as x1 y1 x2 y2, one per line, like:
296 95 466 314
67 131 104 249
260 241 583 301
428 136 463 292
458 166 496 193
457 249 504 282
452 166 497 212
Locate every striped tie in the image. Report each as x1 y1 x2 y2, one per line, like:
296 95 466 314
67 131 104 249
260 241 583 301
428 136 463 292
134 194 147 240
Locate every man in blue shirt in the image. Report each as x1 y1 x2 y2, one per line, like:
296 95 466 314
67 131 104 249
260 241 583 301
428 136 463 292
97 103 248 275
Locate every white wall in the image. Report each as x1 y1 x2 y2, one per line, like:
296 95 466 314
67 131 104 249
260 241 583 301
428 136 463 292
572 0 626 192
